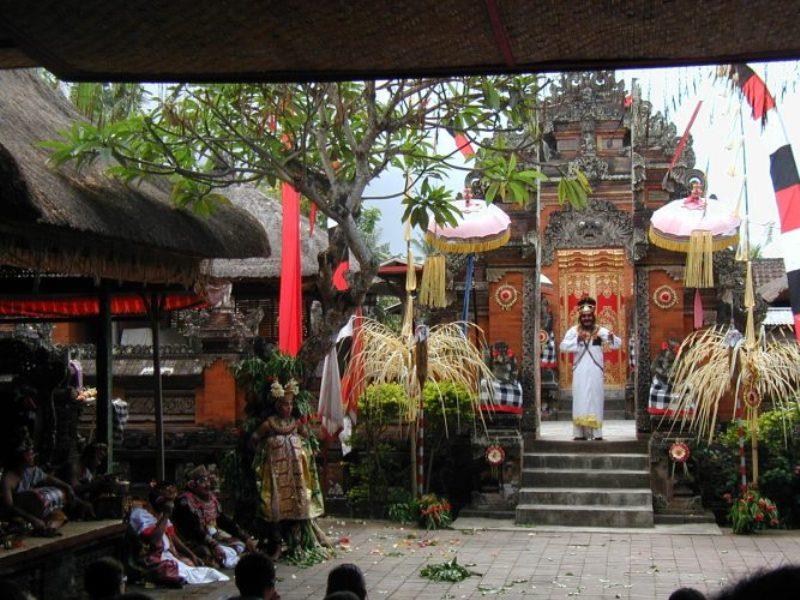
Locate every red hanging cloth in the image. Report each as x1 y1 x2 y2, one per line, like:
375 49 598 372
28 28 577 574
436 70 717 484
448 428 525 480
278 183 303 356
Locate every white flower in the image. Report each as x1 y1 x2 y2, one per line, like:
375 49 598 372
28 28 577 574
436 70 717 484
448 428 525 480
285 378 300 395
270 381 285 398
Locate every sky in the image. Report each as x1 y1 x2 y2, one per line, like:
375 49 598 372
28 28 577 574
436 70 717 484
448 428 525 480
365 61 800 259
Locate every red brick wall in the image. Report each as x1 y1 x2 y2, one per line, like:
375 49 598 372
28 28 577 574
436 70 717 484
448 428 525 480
647 270 685 361
52 322 89 344
195 359 240 427
487 272 523 356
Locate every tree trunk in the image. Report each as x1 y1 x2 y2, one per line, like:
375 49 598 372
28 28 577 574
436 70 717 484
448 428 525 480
298 255 379 384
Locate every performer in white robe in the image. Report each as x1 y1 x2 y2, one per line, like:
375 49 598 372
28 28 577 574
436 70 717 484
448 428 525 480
560 297 621 440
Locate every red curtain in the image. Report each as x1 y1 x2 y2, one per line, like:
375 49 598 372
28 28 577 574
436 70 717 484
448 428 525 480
0 293 204 318
278 183 303 356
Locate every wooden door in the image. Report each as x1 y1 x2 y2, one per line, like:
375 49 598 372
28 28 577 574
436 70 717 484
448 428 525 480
557 249 626 389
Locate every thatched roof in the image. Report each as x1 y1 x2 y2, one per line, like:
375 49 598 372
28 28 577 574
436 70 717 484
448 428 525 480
210 185 328 280
753 257 788 303
1 2 798 81
0 69 269 285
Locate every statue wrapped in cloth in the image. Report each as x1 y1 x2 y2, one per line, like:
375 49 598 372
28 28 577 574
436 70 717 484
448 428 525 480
250 377 329 561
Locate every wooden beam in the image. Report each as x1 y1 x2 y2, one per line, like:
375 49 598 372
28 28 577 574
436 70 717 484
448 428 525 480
150 292 165 481
95 288 113 472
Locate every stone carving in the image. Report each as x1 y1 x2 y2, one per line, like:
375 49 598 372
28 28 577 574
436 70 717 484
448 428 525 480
520 269 538 437
542 198 634 265
567 154 609 182
635 267 652 433
713 250 768 330
485 342 519 383
61 342 198 359
543 71 627 130
128 396 195 416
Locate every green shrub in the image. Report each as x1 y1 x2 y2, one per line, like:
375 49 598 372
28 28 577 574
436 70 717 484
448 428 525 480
728 486 780 534
715 402 800 527
358 383 409 425
422 381 476 427
417 493 453 530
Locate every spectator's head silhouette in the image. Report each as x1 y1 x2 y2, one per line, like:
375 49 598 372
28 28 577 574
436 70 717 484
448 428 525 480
326 563 367 600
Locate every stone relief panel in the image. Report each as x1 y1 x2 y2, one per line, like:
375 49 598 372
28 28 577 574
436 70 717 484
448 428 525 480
542 198 634 265
635 267 652 433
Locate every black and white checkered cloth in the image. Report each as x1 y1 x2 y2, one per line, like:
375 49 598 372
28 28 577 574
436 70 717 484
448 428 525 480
540 331 557 368
480 380 523 414
648 376 677 415
112 398 129 444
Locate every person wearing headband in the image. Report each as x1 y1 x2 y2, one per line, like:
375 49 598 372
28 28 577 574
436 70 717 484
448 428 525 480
128 480 228 587
173 464 257 568
559 297 622 440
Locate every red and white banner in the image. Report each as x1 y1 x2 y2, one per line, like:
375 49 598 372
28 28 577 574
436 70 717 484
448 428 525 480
729 64 800 340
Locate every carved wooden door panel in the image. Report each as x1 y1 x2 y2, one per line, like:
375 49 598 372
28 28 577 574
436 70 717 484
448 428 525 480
557 249 626 390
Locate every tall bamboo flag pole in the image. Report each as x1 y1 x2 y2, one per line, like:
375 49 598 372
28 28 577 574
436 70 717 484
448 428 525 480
402 173 424 497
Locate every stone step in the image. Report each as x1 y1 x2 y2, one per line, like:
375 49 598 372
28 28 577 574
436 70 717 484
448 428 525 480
553 410 628 421
457 508 516 520
518 487 652 507
526 439 648 454
653 511 717 525
557 398 627 409
559 389 627 401
523 452 649 470
522 468 650 488
516 503 654 528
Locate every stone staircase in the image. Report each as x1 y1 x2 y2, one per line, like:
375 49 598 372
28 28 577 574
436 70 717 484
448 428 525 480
516 439 654 527
554 389 627 421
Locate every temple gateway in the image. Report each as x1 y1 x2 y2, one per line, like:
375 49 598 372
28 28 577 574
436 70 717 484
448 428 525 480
454 71 767 527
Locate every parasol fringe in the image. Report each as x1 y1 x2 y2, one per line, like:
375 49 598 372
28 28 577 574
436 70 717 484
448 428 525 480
425 229 511 254
401 295 414 340
648 226 738 254
685 231 714 288
405 247 417 292
418 254 447 308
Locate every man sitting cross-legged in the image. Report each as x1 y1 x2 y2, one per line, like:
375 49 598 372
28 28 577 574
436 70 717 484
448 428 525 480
173 465 257 568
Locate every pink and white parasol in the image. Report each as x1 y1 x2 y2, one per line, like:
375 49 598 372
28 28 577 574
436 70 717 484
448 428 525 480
425 197 511 254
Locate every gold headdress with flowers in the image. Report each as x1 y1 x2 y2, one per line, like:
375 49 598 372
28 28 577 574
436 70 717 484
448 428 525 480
270 378 300 399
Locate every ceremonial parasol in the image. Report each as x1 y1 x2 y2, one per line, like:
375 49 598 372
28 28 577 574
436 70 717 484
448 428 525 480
419 190 511 326
649 172 740 327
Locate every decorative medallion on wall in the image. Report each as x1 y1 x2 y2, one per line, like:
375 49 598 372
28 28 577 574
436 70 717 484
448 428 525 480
652 285 678 309
494 284 519 311
485 444 506 467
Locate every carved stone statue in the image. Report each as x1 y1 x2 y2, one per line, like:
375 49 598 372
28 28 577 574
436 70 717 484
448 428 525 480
485 342 519 384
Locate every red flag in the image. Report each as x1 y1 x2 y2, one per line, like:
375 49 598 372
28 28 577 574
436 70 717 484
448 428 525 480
452 132 476 158
340 309 363 421
309 202 317 236
278 183 303 356
332 259 349 291
669 100 703 169
729 63 800 341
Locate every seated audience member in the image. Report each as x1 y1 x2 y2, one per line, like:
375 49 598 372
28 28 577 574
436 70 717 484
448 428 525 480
84 557 125 600
174 465 256 568
228 552 279 600
128 481 228 587
713 566 800 599
0 442 92 532
0 579 35 600
58 443 115 503
669 588 706 600
326 564 367 600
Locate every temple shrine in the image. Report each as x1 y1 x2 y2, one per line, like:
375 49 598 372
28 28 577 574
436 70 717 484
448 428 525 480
456 71 769 526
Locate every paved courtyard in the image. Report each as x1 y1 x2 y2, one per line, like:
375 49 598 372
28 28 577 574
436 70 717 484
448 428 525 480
140 518 800 599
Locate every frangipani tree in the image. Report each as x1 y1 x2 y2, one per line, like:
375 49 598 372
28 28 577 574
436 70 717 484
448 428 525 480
46 77 590 366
